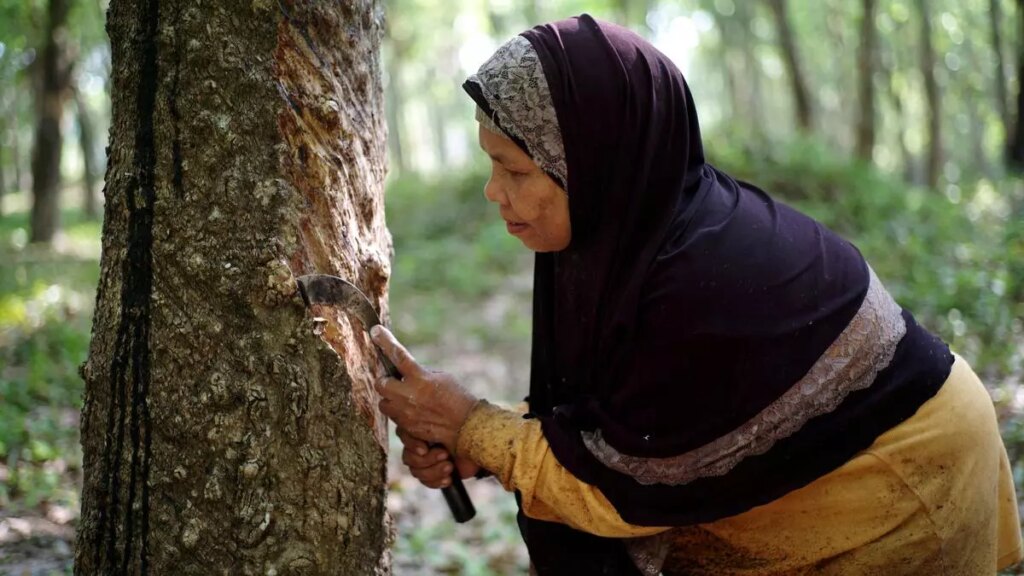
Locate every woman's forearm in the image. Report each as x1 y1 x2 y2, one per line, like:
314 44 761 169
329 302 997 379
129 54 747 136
456 401 669 538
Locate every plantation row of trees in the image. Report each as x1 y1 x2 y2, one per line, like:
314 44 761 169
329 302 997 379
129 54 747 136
4 0 1024 242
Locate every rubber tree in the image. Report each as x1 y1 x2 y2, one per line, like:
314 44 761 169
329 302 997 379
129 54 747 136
75 0 393 573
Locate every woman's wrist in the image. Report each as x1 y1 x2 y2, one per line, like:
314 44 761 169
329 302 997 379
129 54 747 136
453 399 490 457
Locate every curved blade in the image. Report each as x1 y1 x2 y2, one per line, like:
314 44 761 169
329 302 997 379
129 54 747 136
296 274 382 329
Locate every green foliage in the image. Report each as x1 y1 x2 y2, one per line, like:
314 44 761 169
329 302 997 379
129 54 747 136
707 130 1024 381
386 167 533 344
0 196 97 511
393 493 526 576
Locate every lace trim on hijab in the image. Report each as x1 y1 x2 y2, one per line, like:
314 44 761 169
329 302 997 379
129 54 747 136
581 266 907 486
465 36 568 190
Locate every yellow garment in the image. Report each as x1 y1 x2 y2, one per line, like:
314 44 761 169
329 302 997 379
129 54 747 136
456 354 1023 574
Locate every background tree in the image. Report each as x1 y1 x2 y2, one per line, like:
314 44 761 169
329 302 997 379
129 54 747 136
74 0 392 572
765 0 814 132
74 86 98 219
856 0 878 161
990 0 1010 146
915 0 943 188
1009 0 1024 170
29 0 73 244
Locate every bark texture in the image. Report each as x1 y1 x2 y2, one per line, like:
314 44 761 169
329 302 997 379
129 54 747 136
75 0 392 574
29 0 72 244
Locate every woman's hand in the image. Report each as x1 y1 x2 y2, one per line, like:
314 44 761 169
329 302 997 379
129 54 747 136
396 427 481 488
371 325 479 456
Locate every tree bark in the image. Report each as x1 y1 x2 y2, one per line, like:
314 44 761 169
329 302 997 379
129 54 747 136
75 0 392 574
1008 0 1024 171
915 0 942 188
855 0 877 161
765 0 813 132
75 88 100 219
29 0 73 244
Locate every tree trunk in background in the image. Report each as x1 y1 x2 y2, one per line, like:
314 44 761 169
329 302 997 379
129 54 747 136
29 0 72 244
75 89 99 219
915 0 942 188
765 0 813 132
616 0 651 29
75 0 392 573
715 1 766 140
821 0 854 151
968 97 989 177
12 94 23 193
0 140 6 217
385 50 406 174
855 0 877 162
1008 0 1024 171
431 103 449 168
0 112 7 216
991 0 1010 133
524 0 541 26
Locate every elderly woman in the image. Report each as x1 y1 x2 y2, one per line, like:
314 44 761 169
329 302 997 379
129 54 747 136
372 15 1023 575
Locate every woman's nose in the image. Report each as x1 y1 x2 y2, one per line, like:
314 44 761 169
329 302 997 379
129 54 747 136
483 177 506 205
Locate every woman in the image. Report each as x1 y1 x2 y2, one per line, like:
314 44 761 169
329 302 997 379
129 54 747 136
373 15 1023 575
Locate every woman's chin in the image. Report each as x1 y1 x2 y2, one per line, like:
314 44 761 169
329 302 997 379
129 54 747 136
519 236 568 253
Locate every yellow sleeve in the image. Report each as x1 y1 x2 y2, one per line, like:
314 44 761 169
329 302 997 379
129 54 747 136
456 400 670 538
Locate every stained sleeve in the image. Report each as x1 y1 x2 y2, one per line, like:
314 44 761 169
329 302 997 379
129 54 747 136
456 400 670 538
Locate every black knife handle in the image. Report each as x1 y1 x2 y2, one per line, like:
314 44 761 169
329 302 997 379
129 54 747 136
438 459 476 523
375 339 476 523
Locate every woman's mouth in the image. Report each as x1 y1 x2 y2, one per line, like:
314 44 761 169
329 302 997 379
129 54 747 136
506 221 529 235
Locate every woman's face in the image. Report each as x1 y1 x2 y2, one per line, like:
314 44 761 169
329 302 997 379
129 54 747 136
479 126 571 252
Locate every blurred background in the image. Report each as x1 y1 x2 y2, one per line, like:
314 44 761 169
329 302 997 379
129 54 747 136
1 0 1024 574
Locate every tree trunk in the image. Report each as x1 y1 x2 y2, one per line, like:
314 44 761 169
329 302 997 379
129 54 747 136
915 0 942 188
765 0 813 132
75 88 100 219
616 0 651 29
384 49 406 175
0 111 7 216
855 0 877 161
75 1 392 574
524 0 541 26
29 0 72 244
0 138 6 217
991 0 1010 126
714 1 766 140
1008 0 1024 171
888 76 917 183
12 94 23 193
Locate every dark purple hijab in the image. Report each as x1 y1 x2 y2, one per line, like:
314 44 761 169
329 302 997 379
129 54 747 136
464 15 951 574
